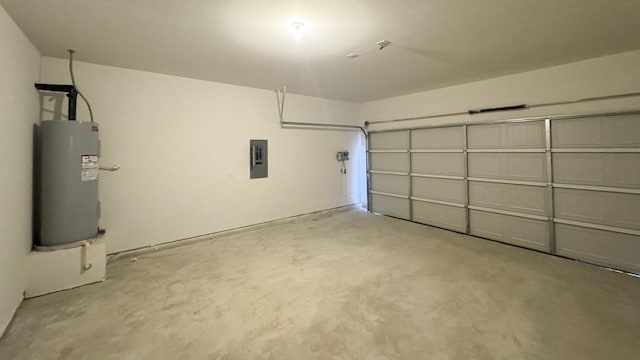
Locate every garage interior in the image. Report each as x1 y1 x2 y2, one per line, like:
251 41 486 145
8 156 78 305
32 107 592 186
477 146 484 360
1 1 640 359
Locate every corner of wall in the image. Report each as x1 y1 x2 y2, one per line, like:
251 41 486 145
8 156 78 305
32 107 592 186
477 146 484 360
0 3 41 338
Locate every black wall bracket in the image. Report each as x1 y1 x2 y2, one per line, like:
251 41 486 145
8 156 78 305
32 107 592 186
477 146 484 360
34 83 78 120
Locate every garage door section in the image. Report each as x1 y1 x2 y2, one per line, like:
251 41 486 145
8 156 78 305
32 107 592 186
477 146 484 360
551 114 640 273
467 121 551 251
411 127 466 232
367 111 640 273
369 131 410 219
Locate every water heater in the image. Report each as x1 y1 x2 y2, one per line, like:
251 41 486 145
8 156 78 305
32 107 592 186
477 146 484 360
39 121 100 246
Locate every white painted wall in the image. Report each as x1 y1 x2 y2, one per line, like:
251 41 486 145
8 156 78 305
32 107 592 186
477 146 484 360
38 50 640 256
361 50 640 131
40 57 365 254
0 6 40 337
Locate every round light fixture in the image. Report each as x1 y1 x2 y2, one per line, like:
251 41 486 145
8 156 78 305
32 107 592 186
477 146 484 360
291 21 305 39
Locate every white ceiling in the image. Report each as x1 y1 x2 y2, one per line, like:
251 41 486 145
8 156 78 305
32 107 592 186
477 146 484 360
3 0 640 102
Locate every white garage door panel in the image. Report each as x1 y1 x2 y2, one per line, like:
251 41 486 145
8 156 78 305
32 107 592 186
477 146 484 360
412 177 465 204
371 194 410 219
556 224 640 273
413 201 466 232
470 210 549 251
412 153 464 176
368 112 640 274
468 121 545 149
370 153 410 173
411 127 464 149
469 182 548 216
370 131 409 150
552 115 640 148
468 153 546 182
371 174 410 196
553 153 640 188
554 189 640 230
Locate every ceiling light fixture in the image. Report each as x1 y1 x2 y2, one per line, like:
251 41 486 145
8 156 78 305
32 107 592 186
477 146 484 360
291 21 305 39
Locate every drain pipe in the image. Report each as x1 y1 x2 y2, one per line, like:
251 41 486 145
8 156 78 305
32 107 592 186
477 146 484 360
81 240 92 271
275 86 371 211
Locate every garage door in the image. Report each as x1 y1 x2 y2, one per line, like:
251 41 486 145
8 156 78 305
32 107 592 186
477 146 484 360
367 112 640 273
551 115 640 272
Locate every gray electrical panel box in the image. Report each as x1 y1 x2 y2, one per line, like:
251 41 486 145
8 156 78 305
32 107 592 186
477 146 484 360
250 139 268 179
39 121 100 246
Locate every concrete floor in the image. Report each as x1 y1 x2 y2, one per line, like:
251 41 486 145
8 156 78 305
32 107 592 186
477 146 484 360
1 208 640 360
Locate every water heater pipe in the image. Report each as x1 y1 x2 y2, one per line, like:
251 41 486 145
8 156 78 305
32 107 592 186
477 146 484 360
34 83 78 120
99 164 120 171
68 49 95 123
81 240 92 271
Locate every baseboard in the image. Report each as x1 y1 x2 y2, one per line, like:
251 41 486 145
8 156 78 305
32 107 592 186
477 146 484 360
107 203 366 261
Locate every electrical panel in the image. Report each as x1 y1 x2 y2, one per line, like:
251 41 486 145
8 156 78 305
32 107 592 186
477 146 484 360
250 139 268 179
